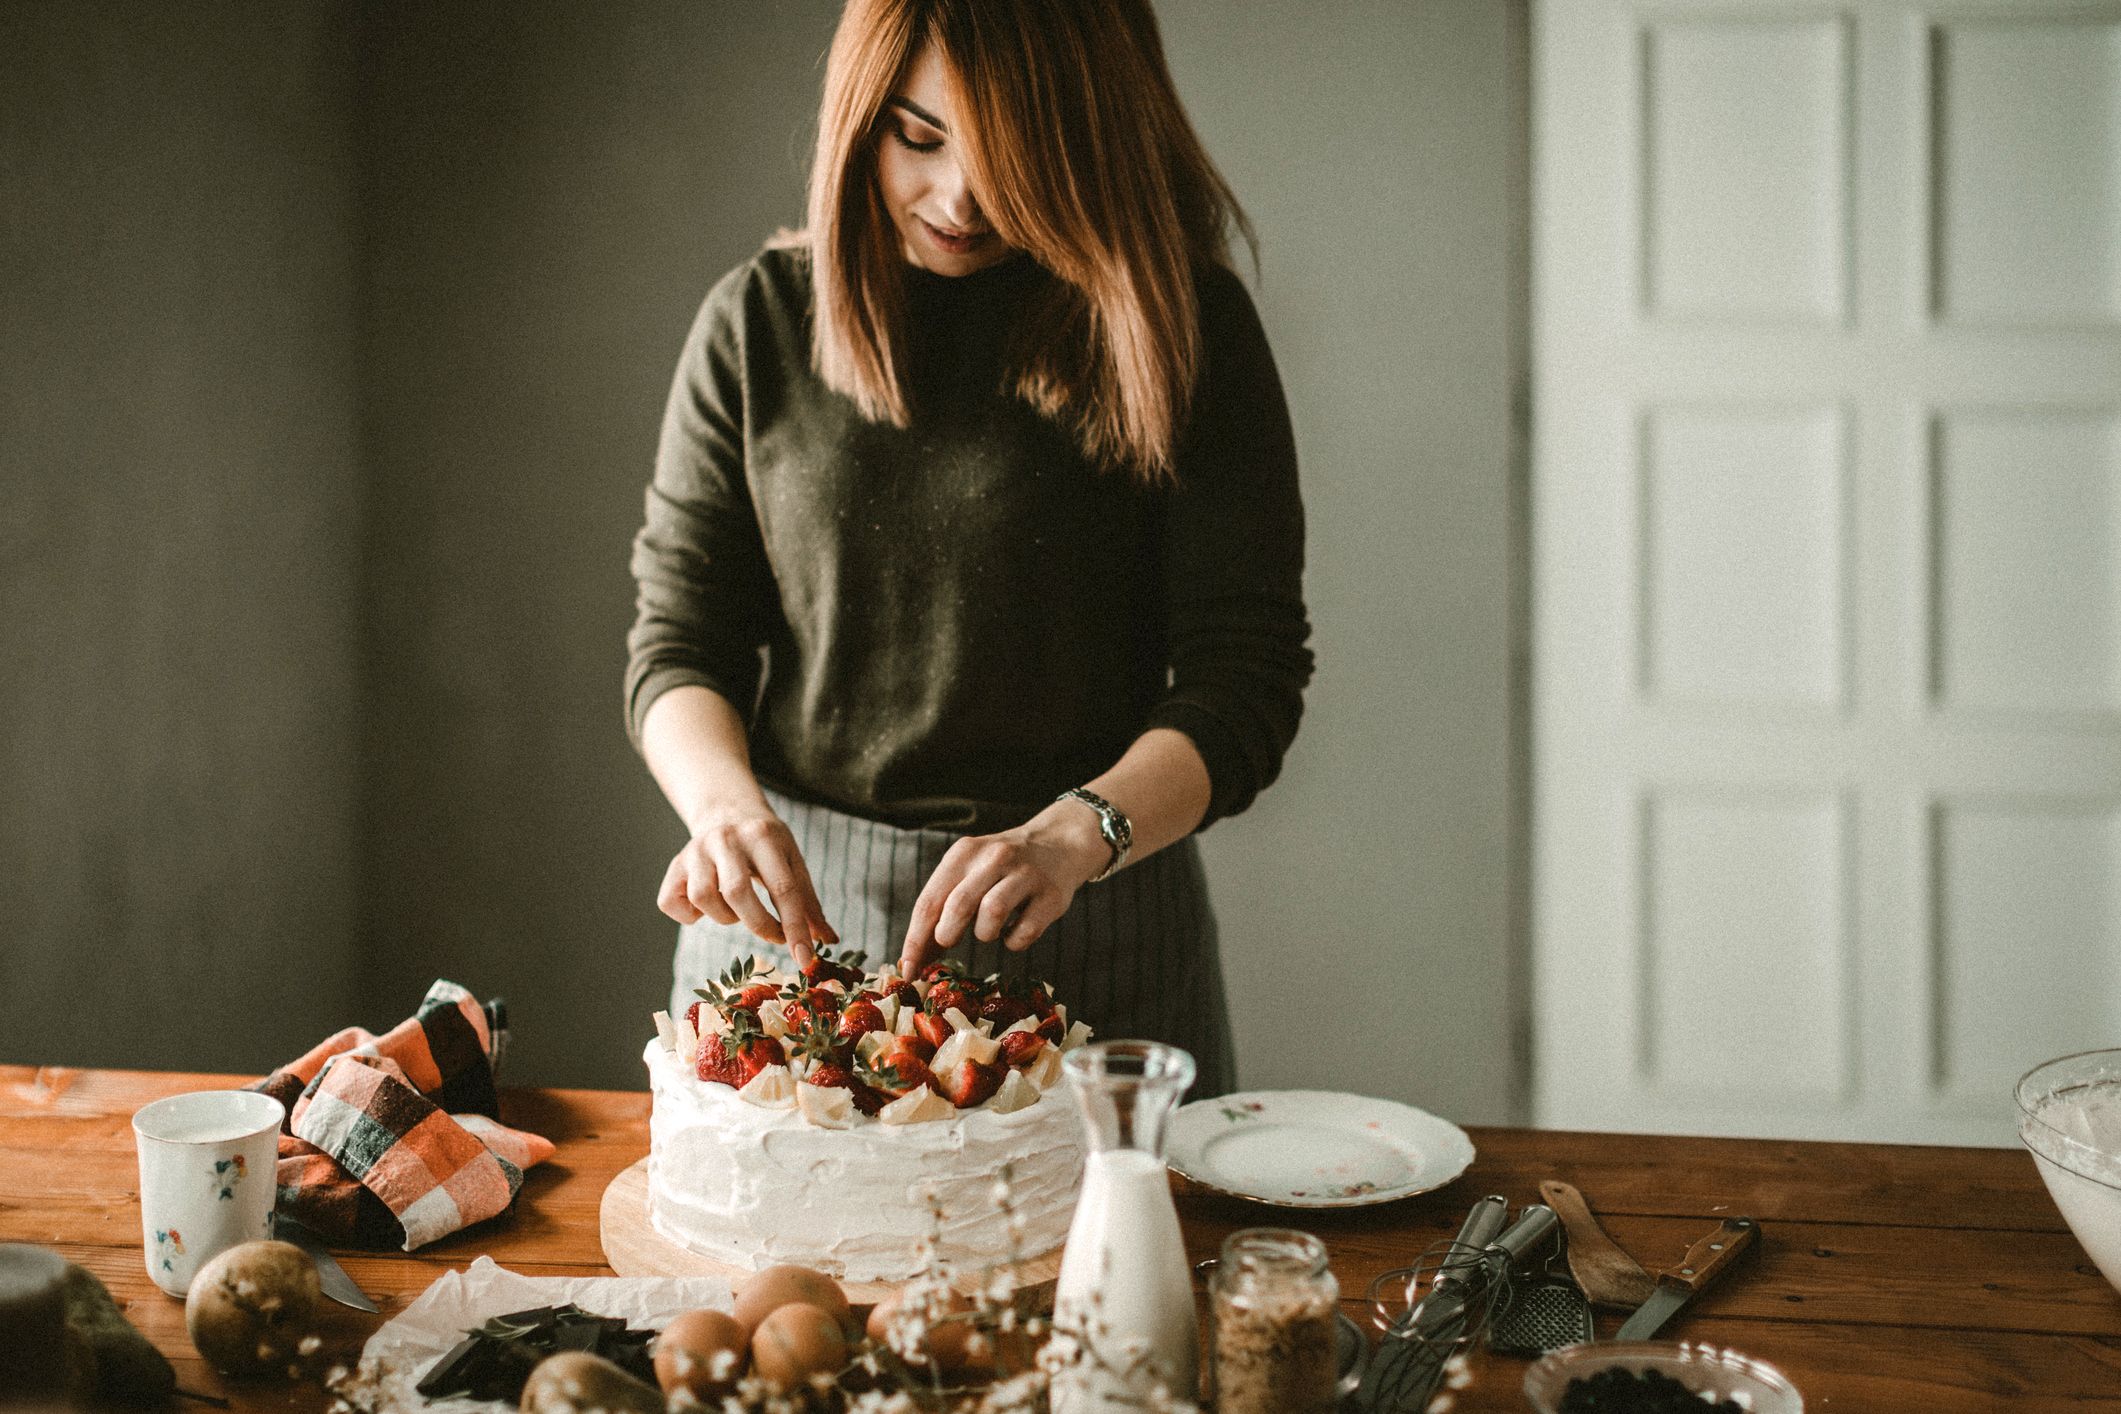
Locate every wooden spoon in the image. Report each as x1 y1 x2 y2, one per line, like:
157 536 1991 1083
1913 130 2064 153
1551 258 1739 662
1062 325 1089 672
1540 1179 1658 1309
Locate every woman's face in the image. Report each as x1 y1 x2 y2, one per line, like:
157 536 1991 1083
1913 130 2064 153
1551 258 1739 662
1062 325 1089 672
875 43 1013 277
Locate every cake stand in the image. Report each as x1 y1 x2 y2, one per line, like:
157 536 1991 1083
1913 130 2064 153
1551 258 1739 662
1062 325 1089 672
598 1157 1063 1310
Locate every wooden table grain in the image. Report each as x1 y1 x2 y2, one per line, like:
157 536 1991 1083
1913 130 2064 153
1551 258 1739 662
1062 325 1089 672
4 1065 2117 1411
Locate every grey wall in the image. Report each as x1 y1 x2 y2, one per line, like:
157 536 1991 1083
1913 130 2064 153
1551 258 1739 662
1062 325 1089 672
356 1 846 1086
5 2 1521 1121
1 1 365 1073
1162 2 1524 1123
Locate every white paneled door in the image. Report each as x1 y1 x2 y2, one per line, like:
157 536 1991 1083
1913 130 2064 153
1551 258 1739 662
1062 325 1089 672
1533 0 2121 1144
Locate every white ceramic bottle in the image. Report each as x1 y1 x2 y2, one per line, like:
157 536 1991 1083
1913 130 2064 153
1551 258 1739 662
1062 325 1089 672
1051 1040 1198 1412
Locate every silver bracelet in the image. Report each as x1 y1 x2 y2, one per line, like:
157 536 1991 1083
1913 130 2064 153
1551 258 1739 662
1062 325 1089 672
1056 787 1132 883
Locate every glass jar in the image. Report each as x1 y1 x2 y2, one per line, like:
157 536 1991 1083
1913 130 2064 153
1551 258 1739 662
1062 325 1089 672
1209 1227 1340 1414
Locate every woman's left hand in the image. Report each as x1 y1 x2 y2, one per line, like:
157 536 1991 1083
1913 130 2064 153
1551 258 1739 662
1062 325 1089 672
899 805 1109 975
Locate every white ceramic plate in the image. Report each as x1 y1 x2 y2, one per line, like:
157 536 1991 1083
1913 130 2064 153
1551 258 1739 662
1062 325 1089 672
1165 1090 1475 1208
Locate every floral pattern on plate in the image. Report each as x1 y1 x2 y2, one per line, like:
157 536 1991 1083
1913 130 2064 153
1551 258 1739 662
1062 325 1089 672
1166 1090 1475 1209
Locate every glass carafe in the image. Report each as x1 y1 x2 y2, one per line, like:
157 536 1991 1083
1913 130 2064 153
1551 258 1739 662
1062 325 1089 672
1050 1040 1198 1413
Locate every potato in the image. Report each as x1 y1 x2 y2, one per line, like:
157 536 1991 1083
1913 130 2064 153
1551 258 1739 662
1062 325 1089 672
520 1351 666 1414
749 1302 847 1390
182 1241 319 1378
732 1263 856 1340
653 1308 748 1400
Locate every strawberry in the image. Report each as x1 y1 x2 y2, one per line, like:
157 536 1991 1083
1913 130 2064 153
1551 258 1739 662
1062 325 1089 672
696 1034 745 1087
807 1060 886 1115
999 1031 1046 1070
802 948 869 989
934 1057 1005 1110
1035 1011 1065 1044
926 978 978 1018
912 1011 953 1050
865 1037 937 1097
685 1000 706 1034
805 986 843 1015
735 982 778 1011
835 998 886 1042
1027 983 1055 1018
979 994 1032 1029
696 1011 780 1088
789 1017 852 1071
919 960 966 984
884 980 920 1009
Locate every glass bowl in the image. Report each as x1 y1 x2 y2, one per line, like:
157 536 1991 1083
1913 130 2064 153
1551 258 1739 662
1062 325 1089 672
2016 1048 2121 1296
1522 1341 1802 1413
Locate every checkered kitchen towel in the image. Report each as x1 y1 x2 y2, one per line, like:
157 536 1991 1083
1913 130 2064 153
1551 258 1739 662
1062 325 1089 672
249 981 555 1250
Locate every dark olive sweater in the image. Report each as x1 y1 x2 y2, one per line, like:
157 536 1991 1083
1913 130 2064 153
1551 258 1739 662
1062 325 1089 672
625 246 1311 833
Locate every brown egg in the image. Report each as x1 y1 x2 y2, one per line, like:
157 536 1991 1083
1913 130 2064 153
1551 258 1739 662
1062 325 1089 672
653 1308 748 1399
864 1288 979 1374
732 1263 856 1339
749 1302 848 1389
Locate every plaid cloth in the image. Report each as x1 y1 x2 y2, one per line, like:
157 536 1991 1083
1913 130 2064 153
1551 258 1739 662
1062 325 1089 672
249 981 555 1250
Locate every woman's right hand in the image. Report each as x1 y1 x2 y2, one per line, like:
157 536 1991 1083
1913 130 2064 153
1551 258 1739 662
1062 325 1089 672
657 803 836 968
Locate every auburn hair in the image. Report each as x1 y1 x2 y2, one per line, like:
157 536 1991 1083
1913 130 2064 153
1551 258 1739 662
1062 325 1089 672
804 0 1253 484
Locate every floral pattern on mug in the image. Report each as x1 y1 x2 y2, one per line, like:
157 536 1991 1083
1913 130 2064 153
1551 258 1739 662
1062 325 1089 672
209 1154 246 1201
153 1228 185 1272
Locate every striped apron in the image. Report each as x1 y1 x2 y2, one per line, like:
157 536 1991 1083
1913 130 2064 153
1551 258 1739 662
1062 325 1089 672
671 788 1237 1099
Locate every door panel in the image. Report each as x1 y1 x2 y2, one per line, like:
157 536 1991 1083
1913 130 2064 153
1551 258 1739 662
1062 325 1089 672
1535 0 2121 1143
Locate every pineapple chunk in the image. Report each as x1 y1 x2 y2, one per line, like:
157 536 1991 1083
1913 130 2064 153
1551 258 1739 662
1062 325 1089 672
893 1004 918 1036
879 1087 955 1125
796 1081 856 1128
943 1006 978 1034
856 1031 891 1066
987 1069 1040 1114
758 999 791 1039
998 1016 1039 1039
1023 1045 1064 1091
876 994 901 1031
674 1012 700 1064
738 1064 795 1108
1061 1020 1094 1053
933 1028 1002 1073
652 1010 676 1051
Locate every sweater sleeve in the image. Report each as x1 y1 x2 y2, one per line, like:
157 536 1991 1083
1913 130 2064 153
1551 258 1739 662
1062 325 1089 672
1143 264 1314 827
623 266 779 748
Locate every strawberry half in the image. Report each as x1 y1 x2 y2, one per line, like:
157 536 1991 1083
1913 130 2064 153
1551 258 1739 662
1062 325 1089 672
979 994 1032 1029
1034 1012 1065 1044
864 1037 937 1097
808 1060 886 1115
926 979 978 1018
835 998 886 1042
934 1057 1005 1109
697 1010 779 1088
735 982 778 1011
911 1011 953 1050
999 1031 1046 1070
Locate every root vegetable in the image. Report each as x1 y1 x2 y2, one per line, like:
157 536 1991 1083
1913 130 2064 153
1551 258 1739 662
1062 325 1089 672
182 1241 318 1377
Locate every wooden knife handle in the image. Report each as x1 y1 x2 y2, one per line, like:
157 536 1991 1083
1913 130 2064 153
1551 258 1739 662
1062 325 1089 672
1664 1216 1758 1294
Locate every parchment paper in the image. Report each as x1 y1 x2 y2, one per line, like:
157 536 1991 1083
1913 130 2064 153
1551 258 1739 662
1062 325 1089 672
348 1256 734 1411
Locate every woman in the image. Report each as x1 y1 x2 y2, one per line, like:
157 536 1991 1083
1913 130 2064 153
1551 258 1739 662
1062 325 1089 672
625 0 1309 1097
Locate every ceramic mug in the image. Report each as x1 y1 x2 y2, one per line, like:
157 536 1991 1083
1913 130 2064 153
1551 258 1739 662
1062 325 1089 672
131 1090 284 1297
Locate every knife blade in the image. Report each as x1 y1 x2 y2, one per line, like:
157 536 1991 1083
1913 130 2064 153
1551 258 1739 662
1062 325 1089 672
272 1212 381 1312
1613 1216 1757 1341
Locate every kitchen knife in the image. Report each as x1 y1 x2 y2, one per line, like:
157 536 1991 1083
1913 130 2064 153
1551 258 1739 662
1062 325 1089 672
272 1212 381 1313
1612 1216 1757 1341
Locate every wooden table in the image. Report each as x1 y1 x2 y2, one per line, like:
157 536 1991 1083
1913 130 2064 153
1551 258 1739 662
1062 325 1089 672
5 1065 2118 1411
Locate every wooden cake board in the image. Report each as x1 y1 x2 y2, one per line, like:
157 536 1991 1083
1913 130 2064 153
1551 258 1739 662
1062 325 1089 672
599 1157 1062 1311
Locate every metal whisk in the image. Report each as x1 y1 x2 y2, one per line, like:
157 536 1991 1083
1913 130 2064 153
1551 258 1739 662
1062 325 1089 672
1355 1199 1564 1413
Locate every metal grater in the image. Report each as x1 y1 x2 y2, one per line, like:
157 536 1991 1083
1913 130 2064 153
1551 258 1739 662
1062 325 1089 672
1486 1272 1594 1357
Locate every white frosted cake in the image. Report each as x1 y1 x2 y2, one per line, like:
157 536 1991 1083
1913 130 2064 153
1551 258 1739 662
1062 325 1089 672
643 953 1091 1283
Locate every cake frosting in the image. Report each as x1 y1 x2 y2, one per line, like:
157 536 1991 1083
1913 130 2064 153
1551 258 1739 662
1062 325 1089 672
643 955 1089 1283
644 1040 1082 1281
